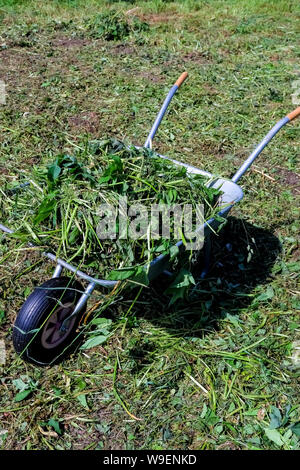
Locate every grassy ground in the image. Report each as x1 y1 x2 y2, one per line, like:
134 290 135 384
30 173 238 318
0 0 299 450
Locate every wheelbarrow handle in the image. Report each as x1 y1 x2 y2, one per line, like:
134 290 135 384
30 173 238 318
175 71 188 88
287 106 300 121
231 105 300 183
144 72 188 148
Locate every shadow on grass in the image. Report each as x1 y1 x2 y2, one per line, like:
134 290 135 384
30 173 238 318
126 216 282 364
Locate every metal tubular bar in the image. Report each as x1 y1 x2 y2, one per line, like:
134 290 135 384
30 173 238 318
72 282 96 315
44 252 117 288
52 264 63 278
144 71 188 148
0 222 116 287
231 117 289 183
0 223 13 234
144 84 179 148
61 281 97 330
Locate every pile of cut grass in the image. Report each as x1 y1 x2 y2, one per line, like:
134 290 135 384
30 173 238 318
1 139 223 284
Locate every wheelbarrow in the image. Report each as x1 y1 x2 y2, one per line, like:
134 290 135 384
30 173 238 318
0 72 299 366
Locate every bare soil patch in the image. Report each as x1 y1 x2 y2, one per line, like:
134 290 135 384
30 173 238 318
137 69 163 83
182 51 212 64
51 37 91 48
276 167 300 194
68 111 100 134
110 43 135 56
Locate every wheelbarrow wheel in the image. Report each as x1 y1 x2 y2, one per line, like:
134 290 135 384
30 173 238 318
13 277 86 366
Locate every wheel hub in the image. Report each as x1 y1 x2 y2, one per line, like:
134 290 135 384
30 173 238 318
41 302 76 349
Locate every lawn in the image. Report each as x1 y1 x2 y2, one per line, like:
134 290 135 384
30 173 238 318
0 0 299 450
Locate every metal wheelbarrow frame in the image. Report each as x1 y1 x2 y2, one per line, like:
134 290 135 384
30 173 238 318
0 72 299 366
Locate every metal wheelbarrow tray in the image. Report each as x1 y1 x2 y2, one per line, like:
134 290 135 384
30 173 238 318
0 72 299 366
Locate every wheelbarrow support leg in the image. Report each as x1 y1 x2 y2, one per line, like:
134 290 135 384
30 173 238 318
52 264 63 278
60 281 96 332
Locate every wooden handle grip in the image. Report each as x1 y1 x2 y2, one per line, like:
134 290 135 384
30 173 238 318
287 106 300 121
175 72 188 88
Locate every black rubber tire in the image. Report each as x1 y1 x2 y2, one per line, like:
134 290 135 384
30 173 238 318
13 277 86 366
